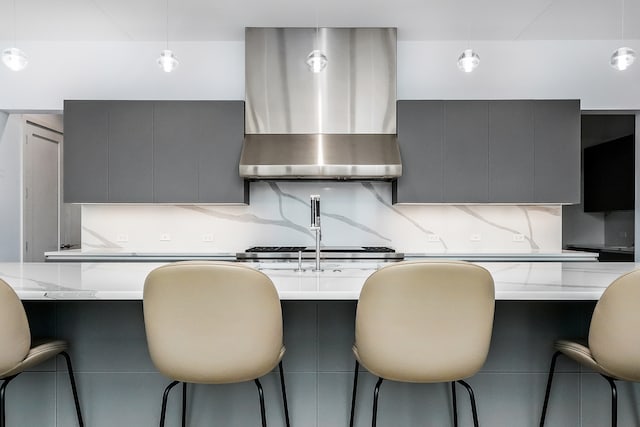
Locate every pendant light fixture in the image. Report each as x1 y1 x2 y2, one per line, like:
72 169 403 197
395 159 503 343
457 9 478 73
2 0 28 71
306 49 328 73
610 0 635 71
457 48 480 73
157 0 178 72
306 5 327 73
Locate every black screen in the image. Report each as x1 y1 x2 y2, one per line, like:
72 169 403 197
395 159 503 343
583 135 634 212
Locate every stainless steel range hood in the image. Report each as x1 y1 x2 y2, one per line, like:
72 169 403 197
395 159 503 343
240 27 401 180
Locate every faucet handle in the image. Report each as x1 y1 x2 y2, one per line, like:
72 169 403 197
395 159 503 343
310 195 321 228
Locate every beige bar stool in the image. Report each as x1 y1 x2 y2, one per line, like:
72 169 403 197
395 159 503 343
143 261 291 427
349 260 495 427
539 268 640 427
0 278 83 427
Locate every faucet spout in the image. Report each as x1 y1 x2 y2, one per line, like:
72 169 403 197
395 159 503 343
310 195 322 271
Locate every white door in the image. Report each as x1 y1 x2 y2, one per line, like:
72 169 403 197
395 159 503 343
23 124 61 262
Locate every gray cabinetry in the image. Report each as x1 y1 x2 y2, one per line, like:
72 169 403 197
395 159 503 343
63 101 109 203
393 101 444 202
393 99 580 204
444 101 489 202
64 100 247 204
108 102 154 202
533 100 580 203
153 102 200 202
197 102 247 203
488 101 534 202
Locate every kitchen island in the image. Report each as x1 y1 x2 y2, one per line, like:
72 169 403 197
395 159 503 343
2 261 639 427
0 260 631 301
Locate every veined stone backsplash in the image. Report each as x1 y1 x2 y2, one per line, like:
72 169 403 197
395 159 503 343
81 182 562 253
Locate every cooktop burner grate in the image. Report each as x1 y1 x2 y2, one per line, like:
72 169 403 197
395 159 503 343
238 246 403 261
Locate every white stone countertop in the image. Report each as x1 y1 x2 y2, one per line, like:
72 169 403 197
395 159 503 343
44 249 236 261
45 249 598 262
1 261 636 301
404 250 598 261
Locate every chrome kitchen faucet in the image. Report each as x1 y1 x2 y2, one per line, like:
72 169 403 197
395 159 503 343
310 195 322 271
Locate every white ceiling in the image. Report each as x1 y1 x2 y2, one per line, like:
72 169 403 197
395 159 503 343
0 0 639 42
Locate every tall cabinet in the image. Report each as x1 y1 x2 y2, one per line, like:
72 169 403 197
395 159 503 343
64 100 248 204
393 99 580 204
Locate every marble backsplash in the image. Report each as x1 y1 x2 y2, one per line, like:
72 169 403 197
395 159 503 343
81 181 562 253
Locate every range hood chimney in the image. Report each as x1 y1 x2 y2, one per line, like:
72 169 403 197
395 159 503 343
239 27 401 180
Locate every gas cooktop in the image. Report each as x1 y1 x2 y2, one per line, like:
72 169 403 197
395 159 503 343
237 246 403 261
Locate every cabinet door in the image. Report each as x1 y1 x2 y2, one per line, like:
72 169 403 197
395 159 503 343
393 101 444 203
153 102 200 203
488 101 534 202
533 100 580 203
443 101 489 202
197 101 248 203
63 101 109 203
108 102 154 202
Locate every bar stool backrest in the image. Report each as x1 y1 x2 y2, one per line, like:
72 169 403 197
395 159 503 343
589 269 640 382
0 279 30 379
143 261 283 384
355 260 495 383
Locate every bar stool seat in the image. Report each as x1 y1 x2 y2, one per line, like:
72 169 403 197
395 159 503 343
539 269 640 427
348 260 495 427
0 279 83 427
143 261 291 427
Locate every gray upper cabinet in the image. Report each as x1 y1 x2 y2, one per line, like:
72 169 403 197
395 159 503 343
443 101 489 202
153 102 201 203
108 102 154 202
533 100 580 203
64 101 109 203
197 102 247 203
393 101 444 202
393 99 580 204
64 100 248 204
488 101 534 202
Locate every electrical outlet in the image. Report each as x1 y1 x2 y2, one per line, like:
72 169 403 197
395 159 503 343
427 234 440 242
470 234 481 242
116 234 129 243
202 234 214 242
160 233 171 242
513 234 525 242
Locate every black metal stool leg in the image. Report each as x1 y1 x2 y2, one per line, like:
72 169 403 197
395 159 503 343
349 361 359 427
371 377 384 427
159 380 180 427
278 361 291 427
0 375 18 427
181 382 187 427
255 379 267 427
60 351 84 427
602 375 617 427
457 380 479 427
539 351 561 427
451 381 458 427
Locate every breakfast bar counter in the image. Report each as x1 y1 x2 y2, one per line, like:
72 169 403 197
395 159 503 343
1 261 636 301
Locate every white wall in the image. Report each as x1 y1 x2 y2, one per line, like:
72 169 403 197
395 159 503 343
397 40 640 109
0 39 639 111
0 41 244 111
0 114 22 261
